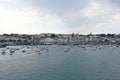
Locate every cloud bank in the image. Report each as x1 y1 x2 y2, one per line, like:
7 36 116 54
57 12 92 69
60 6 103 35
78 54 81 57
0 0 120 34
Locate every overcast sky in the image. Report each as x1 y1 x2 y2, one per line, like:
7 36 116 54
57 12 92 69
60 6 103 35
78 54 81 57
0 0 120 34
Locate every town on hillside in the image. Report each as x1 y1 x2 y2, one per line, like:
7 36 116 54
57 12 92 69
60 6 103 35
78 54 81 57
0 33 120 47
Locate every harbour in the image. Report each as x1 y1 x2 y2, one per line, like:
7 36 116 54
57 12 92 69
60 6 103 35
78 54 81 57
0 45 120 80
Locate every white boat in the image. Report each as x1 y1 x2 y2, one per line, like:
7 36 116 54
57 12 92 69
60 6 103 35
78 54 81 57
38 52 42 55
10 49 15 53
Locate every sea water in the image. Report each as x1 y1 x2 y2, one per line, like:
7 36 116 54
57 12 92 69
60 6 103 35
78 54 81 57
0 45 120 80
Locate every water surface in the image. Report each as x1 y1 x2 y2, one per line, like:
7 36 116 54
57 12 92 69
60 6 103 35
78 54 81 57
0 45 120 80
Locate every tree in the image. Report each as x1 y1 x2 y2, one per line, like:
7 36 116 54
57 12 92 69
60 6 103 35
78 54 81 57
98 34 106 37
107 34 115 38
50 34 57 38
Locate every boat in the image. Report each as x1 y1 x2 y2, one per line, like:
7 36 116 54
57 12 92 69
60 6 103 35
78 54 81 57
116 45 119 47
27 46 30 49
64 48 70 53
9 53 13 55
46 47 49 52
35 50 40 52
16 48 20 50
28 52 31 54
0 44 7 48
22 50 26 53
6 47 10 49
10 49 15 53
38 52 42 55
40 48 45 51
1 51 6 55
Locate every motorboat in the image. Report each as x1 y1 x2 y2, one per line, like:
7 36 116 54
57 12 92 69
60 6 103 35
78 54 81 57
38 52 42 55
35 50 40 52
10 49 15 53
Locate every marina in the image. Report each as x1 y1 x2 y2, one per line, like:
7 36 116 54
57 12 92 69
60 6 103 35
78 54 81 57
0 45 120 80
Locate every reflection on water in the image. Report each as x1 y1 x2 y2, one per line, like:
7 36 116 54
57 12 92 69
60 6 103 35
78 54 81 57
0 45 120 80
